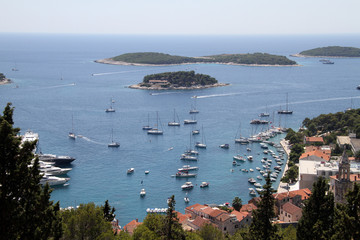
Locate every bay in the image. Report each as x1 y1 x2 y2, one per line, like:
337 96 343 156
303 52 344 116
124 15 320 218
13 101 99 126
1 33 360 226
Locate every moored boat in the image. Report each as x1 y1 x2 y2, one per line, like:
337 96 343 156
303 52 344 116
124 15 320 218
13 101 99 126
200 182 209 188
181 182 194 190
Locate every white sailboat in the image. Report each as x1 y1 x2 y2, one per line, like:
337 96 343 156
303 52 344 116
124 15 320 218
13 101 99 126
189 97 199 114
105 98 115 112
234 123 249 144
142 113 153 130
168 109 180 126
108 129 120 148
68 115 76 140
195 125 206 148
147 111 163 135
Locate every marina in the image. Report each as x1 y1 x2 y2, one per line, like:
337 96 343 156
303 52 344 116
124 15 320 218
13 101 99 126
1 34 360 227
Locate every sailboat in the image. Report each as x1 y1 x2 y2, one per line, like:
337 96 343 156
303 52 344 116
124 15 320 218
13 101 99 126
278 93 293 114
68 115 76 139
11 62 19 71
195 125 207 148
108 129 120 147
189 97 199 114
105 99 115 112
234 123 249 144
181 132 198 160
147 112 163 135
259 105 270 117
184 114 197 124
168 109 180 126
142 113 153 130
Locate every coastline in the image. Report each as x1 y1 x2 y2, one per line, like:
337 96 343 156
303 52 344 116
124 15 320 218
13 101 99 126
128 82 229 90
277 139 291 193
0 79 12 85
291 53 360 58
95 58 300 67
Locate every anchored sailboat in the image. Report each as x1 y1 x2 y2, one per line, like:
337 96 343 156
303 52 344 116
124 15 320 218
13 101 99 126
68 114 76 139
108 129 120 148
168 109 180 126
147 111 163 135
278 93 293 114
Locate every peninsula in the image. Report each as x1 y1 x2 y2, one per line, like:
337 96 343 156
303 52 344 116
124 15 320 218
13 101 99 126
95 52 297 66
0 73 11 85
292 46 360 58
129 71 228 90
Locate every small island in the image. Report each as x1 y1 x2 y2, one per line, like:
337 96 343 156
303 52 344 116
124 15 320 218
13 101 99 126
0 73 11 85
293 46 360 58
129 71 228 90
96 52 297 66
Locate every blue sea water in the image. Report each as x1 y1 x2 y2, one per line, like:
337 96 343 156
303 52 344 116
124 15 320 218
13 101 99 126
1 33 360 226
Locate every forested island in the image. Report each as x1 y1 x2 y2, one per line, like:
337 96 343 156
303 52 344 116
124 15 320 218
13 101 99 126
293 46 360 57
129 71 228 90
96 52 298 66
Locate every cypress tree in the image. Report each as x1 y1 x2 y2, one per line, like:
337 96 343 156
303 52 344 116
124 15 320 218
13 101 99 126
297 177 334 240
249 174 279 240
0 103 62 240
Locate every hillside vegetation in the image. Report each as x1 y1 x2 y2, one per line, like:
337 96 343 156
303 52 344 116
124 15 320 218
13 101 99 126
299 46 360 57
111 52 297 65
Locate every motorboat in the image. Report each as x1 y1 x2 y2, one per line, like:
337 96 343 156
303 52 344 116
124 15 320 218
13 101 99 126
259 112 270 117
140 188 146 197
181 154 198 161
173 171 197 178
192 130 200 135
257 176 262 180
181 182 194 190
40 164 72 176
249 188 257 196
105 106 115 112
248 178 256 184
145 170 150 174
247 156 253 161
200 182 209 188
250 119 269 124
219 143 229 149
249 168 254 172
235 137 249 144
254 183 262 187
69 115 76 140
127 168 135 174
247 148 251 151
184 196 190 203
178 165 199 172
37 154 75 165
184 119 197 124
256 167 261 171
40 174 70 186
195 142 206 148
233 155 245 161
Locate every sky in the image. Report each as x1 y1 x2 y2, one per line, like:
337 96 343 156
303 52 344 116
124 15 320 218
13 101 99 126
1 0 360 35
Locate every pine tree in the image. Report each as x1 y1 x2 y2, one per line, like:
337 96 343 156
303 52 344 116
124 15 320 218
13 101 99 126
103 199 116 222
248 174 279 240
297 176 334 240
165 195 185 240
0 103 62 240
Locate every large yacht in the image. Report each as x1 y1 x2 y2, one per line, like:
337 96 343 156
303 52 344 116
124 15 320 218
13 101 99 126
40 174 70 186
37 154 75 165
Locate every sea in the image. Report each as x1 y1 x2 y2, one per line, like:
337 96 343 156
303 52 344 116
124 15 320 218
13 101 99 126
1 33 360 226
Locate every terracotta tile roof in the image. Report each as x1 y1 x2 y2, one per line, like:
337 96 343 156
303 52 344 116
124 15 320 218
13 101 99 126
305 146 331 155
215 212 232 222
208 209 226 218
305 136 324 143
191 216 212 228
282 202 302 215
185 203 206 212
123 219 142 235
274 188 311 201
175 211 191 224
240 203 257 212
231 210 250 222
300 150 330 161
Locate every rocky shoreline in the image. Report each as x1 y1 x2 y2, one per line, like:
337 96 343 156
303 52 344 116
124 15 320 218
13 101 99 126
128 82 229 90
95 58 299 67
0 78 12 85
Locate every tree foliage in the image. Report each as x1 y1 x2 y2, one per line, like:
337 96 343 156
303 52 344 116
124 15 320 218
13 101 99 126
0 73 6 81
61 202 115 240
142 71 217 87
297 177 335 240
103 200 116 222
249 175 279 240
300 46 360 57
111 52 297 66
0 103 62 240
197 224 224 240
232 197 243 212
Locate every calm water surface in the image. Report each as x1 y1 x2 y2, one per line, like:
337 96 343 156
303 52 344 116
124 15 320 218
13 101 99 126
1 34 360 225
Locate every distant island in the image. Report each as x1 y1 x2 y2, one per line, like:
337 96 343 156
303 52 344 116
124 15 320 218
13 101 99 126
129 71 228 90
0 73 11 85
95 52 298 66
293 46 360 58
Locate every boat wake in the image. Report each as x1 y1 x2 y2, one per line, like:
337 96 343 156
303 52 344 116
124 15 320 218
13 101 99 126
37 83 76 90
195 92 258 99
79 136 106 145
268 96 360 108
92 70 145 76
150 92 182 96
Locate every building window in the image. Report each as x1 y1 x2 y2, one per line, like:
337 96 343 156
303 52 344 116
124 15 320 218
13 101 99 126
224 227 226 231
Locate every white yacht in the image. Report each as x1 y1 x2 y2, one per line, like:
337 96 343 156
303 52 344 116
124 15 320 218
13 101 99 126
178 165 199 171
140 188 146 197
40 174 70 186
200 182 209 188
180 154 198 161
181 182 194 190
233 155 245 161
184 119 197 124
37 154 75 165
127 168 135 174
39 163 72 176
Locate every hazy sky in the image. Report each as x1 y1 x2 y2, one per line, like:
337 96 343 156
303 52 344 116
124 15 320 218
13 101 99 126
1 0 359 35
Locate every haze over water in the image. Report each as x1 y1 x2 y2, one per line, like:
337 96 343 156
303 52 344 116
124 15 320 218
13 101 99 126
1 34 360 226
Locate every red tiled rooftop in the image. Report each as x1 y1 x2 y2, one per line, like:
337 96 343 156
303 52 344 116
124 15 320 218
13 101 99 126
123 219 142 235
240 203 257 212
231 210 250 222
305 136 324 143
282 202 301 215
300 150 330 161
